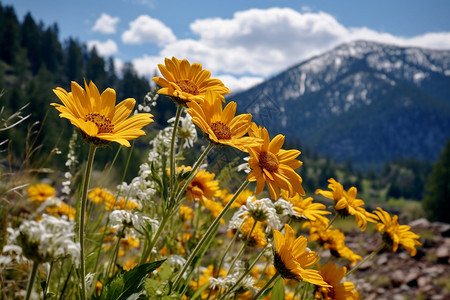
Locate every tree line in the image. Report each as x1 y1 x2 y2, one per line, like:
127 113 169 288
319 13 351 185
0 3 157 174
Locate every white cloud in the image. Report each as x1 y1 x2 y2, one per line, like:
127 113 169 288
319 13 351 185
122 15 176 45
87 39 118 56
113 58 124 74
216 75 264 93
129 7 450 91
92 13 120 34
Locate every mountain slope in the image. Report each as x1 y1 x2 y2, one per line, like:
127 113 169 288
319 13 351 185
234 40 450 169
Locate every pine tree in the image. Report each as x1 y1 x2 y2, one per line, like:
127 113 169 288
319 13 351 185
423 140 450 222
65 38 84 82
20 13 42 74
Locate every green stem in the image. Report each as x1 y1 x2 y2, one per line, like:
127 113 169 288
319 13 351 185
252 272 280 300
79 145 96 300
121 140 135 182
216 223 242 274
219 244 268 299
172 179 250 290
174 143 214 205
139 213 171 265
346 244 385 277
227 220 258 274
105 227 125 280
324 213 338 231
170 105 183 195
43 261 54 298
25 261 39 300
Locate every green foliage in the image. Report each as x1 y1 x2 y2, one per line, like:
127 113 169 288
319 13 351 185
270 278 285 299
423 139 450 222
0 3 154 172
96 259 166 300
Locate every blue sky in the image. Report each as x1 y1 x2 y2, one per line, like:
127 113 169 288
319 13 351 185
4 0 450 91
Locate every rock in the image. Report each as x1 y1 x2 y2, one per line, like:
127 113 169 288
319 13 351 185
417 276 431 288
436 246 449 264
409 218 430 229
390 270 404 287
404 271 419 287
377 255 388 265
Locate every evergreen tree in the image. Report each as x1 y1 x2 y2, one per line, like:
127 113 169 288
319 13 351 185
65 38 84 83
86 47 106 89
40 25 63 74
423 140 450 222
20 13 42 73
0 5 20 64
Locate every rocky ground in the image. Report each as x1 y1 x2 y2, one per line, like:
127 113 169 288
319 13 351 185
346 218 450 300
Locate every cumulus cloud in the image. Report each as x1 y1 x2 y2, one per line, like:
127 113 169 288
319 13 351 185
129 7 450 91
92 13 120 34
122 15 176 45
87 39 118 56
216 75 264 93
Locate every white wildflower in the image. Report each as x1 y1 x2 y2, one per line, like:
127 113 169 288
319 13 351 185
109 210 159 236
274 198 298 218
168 112 197 149
17 214 80 266
237 156 250 173
231 197 281 230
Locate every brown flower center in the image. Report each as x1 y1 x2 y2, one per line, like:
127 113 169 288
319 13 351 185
177 79 199 95
259 151 279 172
211 121 232 140
85 113 114 134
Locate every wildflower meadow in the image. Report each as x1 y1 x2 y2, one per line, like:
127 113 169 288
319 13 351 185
0 57 423 300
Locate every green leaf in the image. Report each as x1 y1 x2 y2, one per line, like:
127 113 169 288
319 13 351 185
270 277 284 300
190 283 209 300
99 259 166 300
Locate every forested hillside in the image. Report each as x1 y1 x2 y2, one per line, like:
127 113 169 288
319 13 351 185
0 3 171 175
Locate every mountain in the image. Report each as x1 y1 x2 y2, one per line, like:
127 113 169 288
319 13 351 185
233 40 450 170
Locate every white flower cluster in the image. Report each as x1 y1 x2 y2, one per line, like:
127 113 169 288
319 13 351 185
109 210 159 236
16 214 80 266
168 112 197 149
209 261 256 297
63 130 79 195
138 90 159 113
117 179 155 205
228 197 281 232
274 198 299 218
0 227 26 267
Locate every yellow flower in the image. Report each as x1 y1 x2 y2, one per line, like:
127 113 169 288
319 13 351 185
304 221 361 266
27 183 55 204
120 236 140 252
315 178 345 202
315 262 359 300
247 127 305 199
272 224 330 287
153 57 230 105
46 201 76 220
189 265 227 299
229 217 267 248
123 258 138 271
283 191 331 225
202 199 225 223
88 187 115 204
52 80 153 147
115 198 140 210
374 207 422 256
186 169 220 202
96 281 102 296
186 91 259 151
316 179 377 231
222 189 254 208
180 204 194 221
335 187 378 231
